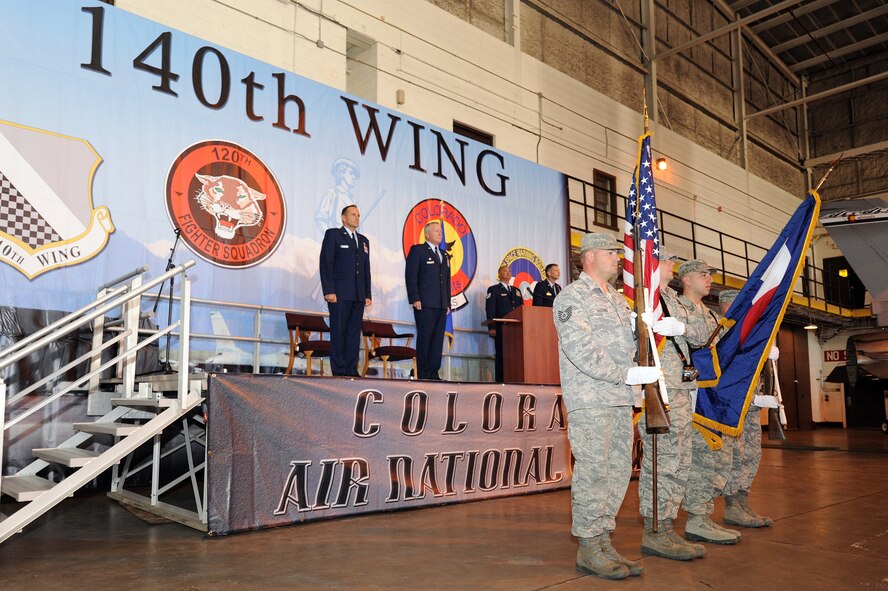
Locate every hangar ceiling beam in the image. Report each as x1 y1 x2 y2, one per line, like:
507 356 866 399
770 4 888 54
747 70 888 120
651 0 803 64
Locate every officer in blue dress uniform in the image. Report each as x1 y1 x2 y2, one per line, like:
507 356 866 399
532 263 562 307
319 205 372 376
405 221 450 380
485 265 523 382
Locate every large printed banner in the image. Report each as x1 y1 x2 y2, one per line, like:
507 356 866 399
207 375 570 535
0 1 567 353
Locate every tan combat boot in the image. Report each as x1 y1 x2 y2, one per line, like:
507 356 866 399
724 494 765 528
662 518 706 558
737 492 773 526
641 518 696 560
576 535 630 580
599 532 644 576
685 514 741 545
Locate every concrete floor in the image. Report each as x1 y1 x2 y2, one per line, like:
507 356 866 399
1 428 887 590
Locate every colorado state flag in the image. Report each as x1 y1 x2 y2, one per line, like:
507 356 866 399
691 191 821 436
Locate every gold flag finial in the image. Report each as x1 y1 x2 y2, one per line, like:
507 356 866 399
814 154 842 193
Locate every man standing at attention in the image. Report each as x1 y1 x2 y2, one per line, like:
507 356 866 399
485 265 523 383
675 260 741 545
553 232 659 580
532 263 562 307
405 221 450 380
319 205 372 376
718 289 777 529
637 251 705 561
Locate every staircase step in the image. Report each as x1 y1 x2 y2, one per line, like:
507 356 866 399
111 397 175 409
1 475 54 502
32 448 103 467
73 422 140 436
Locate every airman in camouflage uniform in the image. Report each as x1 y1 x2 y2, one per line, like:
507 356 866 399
553 232 659 580
719 289 775 528
637 252 704 560
674 260 741 545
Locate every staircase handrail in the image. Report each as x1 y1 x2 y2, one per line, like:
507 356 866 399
0 261 195 372
99 265 150 291
3 321 180 430
0 283 131 360
6 330 131 406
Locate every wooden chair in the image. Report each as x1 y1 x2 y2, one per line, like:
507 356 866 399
361 320 417 379
284 313 331 376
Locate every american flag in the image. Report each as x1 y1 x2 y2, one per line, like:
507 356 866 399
622 133 664 350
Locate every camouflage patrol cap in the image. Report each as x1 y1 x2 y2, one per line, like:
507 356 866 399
659 249 679 262
678 259 715 278
719 289 740 304
580 232 621 252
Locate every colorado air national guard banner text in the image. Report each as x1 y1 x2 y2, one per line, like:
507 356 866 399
207 375 569 535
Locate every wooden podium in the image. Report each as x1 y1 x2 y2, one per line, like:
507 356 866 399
501 306 560 385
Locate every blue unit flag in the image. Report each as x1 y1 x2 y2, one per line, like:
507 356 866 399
691 192 821 436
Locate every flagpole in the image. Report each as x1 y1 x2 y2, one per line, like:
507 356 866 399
439 200 454 352
637 89 667 531
644 89 650 134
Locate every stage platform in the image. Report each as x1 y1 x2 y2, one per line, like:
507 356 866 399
0 429 886 589
207 374 570 535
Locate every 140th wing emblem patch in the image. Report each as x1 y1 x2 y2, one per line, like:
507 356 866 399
0 120 113 279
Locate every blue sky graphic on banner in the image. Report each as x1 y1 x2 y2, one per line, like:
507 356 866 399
0 1 567 359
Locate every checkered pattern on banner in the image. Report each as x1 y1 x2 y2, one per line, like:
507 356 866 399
0 170 62 249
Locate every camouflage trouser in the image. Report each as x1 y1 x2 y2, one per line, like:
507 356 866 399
638 389 693 520
684 424 734 516
567 406 633 538
725 406 763 496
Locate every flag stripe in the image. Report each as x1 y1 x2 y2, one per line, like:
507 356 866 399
622 133 663 349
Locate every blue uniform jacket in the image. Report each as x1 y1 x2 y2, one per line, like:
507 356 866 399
486 282 523 320
319 227 371 302
405 243 450 308
531 280 561 307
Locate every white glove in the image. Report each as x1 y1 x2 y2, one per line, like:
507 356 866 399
640 311 654 325
626 366 661 385
651 317 685 337
753 394 779 409
769 346 780 361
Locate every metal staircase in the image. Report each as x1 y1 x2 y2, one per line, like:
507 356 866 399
0 260 206 543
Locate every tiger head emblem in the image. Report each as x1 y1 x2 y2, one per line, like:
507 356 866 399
194 174 266 240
